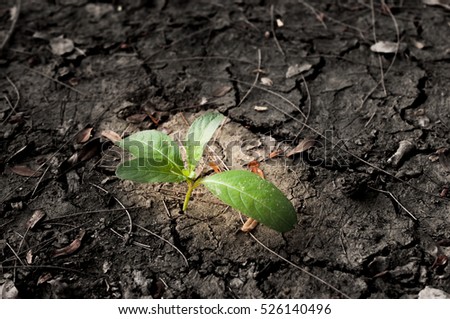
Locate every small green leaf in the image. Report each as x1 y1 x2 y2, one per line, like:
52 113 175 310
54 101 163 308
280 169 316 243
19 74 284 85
116 158 185 183
116 130 185 182
202 170 297 232
185 112 224 171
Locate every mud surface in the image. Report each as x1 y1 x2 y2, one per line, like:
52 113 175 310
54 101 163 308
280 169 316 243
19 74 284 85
1 0 450 299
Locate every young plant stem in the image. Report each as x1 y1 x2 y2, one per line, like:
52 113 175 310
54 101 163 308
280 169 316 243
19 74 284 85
182 177 204 211
183 180 195 211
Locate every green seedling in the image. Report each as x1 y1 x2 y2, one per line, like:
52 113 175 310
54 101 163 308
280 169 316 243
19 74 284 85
115 112 297 232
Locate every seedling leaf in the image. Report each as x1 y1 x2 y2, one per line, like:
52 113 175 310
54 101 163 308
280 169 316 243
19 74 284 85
117 130 184 173
116 130 185 182
116 157 185 183
202 170 297 232
185 112 224 171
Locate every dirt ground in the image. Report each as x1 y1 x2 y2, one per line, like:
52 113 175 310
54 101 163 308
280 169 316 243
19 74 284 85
1 0 450 299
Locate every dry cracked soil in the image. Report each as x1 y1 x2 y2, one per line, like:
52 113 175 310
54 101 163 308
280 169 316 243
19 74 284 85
1 0 450 299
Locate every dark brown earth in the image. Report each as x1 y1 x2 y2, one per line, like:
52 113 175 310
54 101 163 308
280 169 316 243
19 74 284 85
1 0 450 299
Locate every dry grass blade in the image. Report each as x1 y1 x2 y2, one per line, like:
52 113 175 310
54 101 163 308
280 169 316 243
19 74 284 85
136 224 189 267
24 66 89 97
237 49 261 107
238 211 350 298
286 137 316 157
90 183 133 235
270 5 285 56
2 76 21 125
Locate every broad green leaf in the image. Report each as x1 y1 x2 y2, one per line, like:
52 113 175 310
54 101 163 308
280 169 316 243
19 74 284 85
202 170 297 232
185 112 224 171
116 130 185 182
116 158 185 183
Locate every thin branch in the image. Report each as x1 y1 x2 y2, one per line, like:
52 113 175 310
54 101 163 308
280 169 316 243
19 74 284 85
162 200 172 219
237 49 261 107
270 5 285 56
136 224 189 267
295 74 311 138
90 183 133 235
45 206 147 221
24 66 89 97
370 0 387 96
30 164 50 198
6 241 25 281
238 215 350 298
231 78 307 120
2 76 21 124
357 0 399 113
368 187 418 222
298 0 327 30
298 0 366 38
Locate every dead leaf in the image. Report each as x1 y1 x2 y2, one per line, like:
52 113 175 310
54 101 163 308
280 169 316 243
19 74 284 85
212 85 232 97
8 112 24 123
254 105 268 112
200 96 209 105
208 162 222 173
412 39 426 49
67 152 79 166
286 63 312 78
370 41 406 54
26 250 33 264
26 210 46 229
32 31 51 40
260 77 273 86
49 36 74 56
101 130 122 143
102 260 112 274
148 113 161 126
1 279 19 299
276 18 284 27
75 126 93 144
78 138 103 162
126 113 148 123
241 217 259 232
37 273 53 285
9 165 41 177
431 254 448 269
422 0 450 10
52 229 86 258
286 138 316 157
248 160 265 179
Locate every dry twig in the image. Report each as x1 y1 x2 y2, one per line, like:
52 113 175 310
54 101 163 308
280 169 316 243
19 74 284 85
90 183 133 235
237 49 262 107
270 5 285 56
